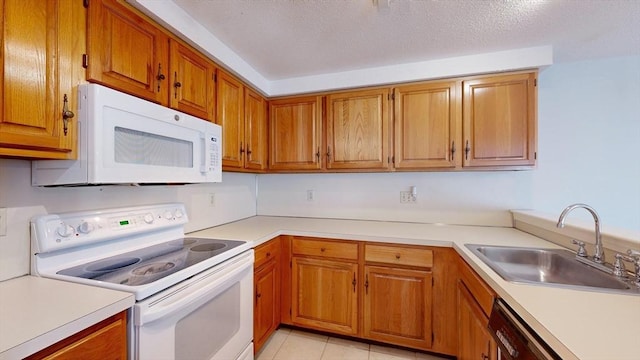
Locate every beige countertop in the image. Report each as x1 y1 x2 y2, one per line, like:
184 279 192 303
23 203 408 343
0 276 134 359
190 215 640 360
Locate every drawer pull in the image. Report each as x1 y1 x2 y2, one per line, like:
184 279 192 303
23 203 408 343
266 252 271 257
395 254 401 259
320 247 326 252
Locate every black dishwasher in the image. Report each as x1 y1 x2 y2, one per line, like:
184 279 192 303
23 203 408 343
488 299 562 360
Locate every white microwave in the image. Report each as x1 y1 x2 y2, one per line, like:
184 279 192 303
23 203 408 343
32 84 222 186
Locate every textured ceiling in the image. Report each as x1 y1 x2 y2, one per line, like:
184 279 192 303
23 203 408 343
171 0 640 81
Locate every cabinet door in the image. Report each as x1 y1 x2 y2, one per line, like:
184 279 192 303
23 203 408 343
269 96 323 171
462 72 537 168
254 258 280 354
458 282 497 360
363 265 433 350
394 81 461 169
87 0 169 105
216 70 244 168
0 0 81 159
170 40 216 121
291 257 358 335
25 311 127 360
326 89 391 170
244 89 268 171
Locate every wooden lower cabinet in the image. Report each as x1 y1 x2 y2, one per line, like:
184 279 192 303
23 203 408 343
291 256 358 335
276 236 462 357
458 281 497 360
25 311 127 360
458 257 497 360
363 265 432 349
253 238 281 354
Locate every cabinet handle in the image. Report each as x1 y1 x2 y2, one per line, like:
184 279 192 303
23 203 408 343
451 140 456 159
320 247 326 252
173 72 181 99
326 146 331 161
240 142 245 156
365 274 369 294
352 272 357 292
464 140 470 160
246 148 252 156
62 94 74 136
395 254 401 260
156 63 165 92
266 252 271 257
316 147 320 162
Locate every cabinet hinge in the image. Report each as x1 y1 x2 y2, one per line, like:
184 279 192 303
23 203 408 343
82 54 88 68
431 332 434 343
83 0 89 8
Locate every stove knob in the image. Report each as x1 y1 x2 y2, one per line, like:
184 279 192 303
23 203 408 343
143 213 154 224
78 221 95 234
56 223 75 237
174 209 184 219
163 211 173 220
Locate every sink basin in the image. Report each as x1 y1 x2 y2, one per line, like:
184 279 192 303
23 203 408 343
465 244 639 295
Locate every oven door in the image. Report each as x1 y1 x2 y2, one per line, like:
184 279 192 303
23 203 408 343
133 250 254 360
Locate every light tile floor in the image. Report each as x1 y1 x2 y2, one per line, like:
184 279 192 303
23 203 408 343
256 328 448 360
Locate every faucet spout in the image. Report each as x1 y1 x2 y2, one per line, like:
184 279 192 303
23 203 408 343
556 203 604 263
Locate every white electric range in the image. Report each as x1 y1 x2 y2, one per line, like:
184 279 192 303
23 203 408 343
31 203 254 360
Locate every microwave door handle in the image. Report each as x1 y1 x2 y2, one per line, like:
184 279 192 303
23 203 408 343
200 134 210 173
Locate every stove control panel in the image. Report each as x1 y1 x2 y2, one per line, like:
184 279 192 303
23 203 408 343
31 203 189 254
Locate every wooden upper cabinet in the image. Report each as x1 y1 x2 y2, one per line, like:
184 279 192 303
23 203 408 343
269 96 323 171
325 89 391 170
244 89 268 171
216 69 245 168
394 81 461 169
170 39 216 121
0 0 83 159
87 0 169 106
462 72 537 168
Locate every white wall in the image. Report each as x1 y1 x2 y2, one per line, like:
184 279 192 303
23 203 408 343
257 55 640 233
0 159 257 280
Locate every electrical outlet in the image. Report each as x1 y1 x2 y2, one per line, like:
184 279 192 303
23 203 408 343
400 191 416 203
208 193 215 207
0 208 6 236
306 190 314 201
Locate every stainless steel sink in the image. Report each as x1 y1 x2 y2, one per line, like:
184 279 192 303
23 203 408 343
465 244 640 295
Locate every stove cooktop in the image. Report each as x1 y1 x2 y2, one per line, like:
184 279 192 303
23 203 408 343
58 237 245 286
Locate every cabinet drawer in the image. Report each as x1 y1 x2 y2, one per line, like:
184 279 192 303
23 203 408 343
459 257 496 317
255 238 280 269
292 237 358 261
365 244 433 268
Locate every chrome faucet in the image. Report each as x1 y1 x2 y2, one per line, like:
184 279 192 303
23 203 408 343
556 203 604 264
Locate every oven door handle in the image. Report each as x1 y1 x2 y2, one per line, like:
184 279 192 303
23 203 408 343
135 251 253 326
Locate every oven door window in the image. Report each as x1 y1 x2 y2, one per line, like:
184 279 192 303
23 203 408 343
175 283 240 359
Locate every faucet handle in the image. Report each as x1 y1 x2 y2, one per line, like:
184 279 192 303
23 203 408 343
626 250 640 287
572 239 588 257
613 254 631 278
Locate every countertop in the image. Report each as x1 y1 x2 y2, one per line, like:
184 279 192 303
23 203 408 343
0 276 134 359
190 216 640 360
